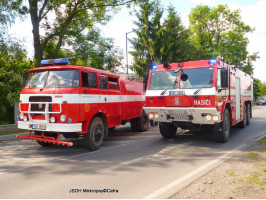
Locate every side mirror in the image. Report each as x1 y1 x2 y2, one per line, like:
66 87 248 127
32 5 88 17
143 74 148 91
221 69 229 88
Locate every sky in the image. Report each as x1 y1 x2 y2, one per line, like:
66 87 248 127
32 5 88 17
8 0 266 82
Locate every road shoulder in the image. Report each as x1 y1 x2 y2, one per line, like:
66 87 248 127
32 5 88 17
171 135 266 199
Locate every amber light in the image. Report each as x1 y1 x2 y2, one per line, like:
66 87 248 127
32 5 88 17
63 101 68 104
20 103 29 112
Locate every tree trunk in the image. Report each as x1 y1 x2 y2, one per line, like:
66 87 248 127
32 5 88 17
28 0 42 67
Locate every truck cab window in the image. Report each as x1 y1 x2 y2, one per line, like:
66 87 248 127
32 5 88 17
99 74 107 90
149 71 176 90
180 67 213 89
108 77 119 90
82 72 97 88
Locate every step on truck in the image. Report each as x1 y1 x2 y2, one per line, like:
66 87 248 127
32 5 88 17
16 58 149 150
144 60 253 142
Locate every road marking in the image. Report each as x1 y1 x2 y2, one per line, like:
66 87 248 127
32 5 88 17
143 146 246 199
143 132 266 199
0 135 157 175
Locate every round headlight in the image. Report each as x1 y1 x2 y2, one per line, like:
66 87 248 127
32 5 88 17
154 113 159 118
50 117 56 123
60 115 66 122
206 114 212 121
148 113 154 119
19 113 24 120
23 116 28 121
213 115 219 122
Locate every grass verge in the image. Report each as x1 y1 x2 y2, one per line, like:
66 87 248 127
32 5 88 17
0 130 28 136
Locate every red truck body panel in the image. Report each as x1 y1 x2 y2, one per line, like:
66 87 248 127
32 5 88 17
17 65 145 136
144 60 253 128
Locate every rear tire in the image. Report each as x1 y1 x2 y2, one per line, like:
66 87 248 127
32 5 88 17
246 103 251 125
85 117 105 151
159 122 177 138
238 104 247 128
214 108 230 143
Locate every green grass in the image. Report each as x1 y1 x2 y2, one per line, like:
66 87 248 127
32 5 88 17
0 130 28 136
258 136 266 146
238 178 245 182
248 172 263 185
227 171 237 177
249 151 260 158
263 168 266 172
0 121 10 125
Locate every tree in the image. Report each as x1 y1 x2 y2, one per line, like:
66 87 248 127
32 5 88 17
253 78 261 101
67 28 123 72
0 0 27 27
130 0 164 77
160 6 194 63
2 0 136 66
130 1 194 77
259 82 266 97
0 37 34 124
188 4 258 74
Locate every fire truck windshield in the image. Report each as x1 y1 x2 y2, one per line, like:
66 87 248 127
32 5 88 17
149 70 177 90
25 70 80 88
180 67 213 89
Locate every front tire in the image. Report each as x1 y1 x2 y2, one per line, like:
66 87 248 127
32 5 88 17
85 117 105 151
35 131 57 146
130 118 138 131
214 108 231 143
136 110 149 132
159 122 177 138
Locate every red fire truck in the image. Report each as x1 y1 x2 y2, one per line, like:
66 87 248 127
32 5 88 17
16 58 149 150
144 60 253 142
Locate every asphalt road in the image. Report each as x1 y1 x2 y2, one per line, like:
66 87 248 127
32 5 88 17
0 106 265 199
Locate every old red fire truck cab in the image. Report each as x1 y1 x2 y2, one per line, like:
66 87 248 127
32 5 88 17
16 58 149 150
144 60 253 142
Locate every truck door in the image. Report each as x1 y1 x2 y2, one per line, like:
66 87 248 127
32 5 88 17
80 71 98 121
98 73 110 120
107 76 122 126
235 77 241 121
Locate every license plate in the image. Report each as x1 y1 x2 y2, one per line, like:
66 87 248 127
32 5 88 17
169 90 185 95
31 124 46 130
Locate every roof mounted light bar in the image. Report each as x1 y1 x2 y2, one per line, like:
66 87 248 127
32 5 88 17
40 58 69 66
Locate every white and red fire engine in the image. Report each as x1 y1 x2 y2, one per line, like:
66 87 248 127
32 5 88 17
144 59 253 142
16 58 149 150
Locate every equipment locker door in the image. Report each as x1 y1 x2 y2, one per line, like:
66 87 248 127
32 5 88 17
236 77 241 121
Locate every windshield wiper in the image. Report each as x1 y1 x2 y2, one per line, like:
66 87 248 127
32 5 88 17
193 77 213 95
160 79 178 96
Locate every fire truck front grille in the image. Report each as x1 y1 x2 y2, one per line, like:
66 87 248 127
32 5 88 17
29 96 52 102
30 103 52 112
168 110 189 120
29 96 52 112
